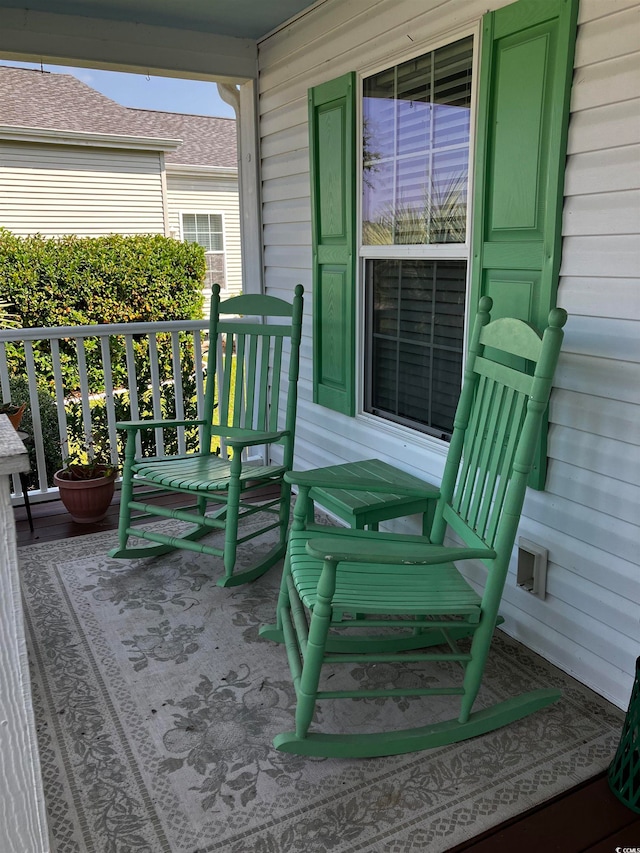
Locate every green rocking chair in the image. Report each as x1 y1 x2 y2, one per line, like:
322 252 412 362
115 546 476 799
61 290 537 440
260 296 567 757
109 283 304 587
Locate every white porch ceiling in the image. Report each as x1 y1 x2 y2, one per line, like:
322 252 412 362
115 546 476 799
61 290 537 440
0 0 319 41
0 1 321 81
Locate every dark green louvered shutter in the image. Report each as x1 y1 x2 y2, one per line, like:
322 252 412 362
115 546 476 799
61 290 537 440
309 72 357 416
470 0 579 488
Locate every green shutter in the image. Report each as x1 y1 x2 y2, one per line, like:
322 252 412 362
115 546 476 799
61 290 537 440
309 72 357 416
470 0 579 489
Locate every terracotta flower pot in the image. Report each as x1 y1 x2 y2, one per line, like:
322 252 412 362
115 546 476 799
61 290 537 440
53 466 117 523
1 402 26 429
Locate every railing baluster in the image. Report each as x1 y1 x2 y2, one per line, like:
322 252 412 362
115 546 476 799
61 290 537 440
23 342 49 493
125 334 142 458
1 341 21 496
0 341 10 401
75 338 93 452
0 318 207 500
50 339 69 462
100 335 119 467
194 330 205 451
171 331 186 455
148 332 164 456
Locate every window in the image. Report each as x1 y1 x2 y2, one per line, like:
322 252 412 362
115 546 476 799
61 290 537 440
365 258 467 437
308 0 578 486
182 212 225 291
361 36 473 438
182 213 224 252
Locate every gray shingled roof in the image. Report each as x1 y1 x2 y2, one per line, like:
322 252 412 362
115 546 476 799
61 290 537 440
130 109 237 168
0 66 237 169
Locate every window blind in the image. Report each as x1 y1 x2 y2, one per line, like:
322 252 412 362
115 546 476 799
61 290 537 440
366 259 466 436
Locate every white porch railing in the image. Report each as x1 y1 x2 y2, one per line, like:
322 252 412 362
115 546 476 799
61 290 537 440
0 320 209 501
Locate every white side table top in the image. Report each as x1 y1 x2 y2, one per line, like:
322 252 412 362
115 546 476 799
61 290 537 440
0 414 30 475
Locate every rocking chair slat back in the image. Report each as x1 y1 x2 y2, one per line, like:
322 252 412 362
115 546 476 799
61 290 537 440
451 381 529 548
209 329 293 437
438 308 552 553
244 334 259 427
270 336 285 432
110 283 304 587
232 333 246 427
260 295 567 758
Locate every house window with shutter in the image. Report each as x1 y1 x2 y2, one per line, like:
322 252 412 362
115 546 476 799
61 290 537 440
309 0 578 485
362 37 473 438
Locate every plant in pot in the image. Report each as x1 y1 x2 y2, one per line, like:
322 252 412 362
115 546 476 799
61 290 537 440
0 400 27 429
53 439 118 523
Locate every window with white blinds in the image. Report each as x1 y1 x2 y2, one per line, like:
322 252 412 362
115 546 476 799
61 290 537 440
365 259 466 436
182 213 224 252
361 36 473 437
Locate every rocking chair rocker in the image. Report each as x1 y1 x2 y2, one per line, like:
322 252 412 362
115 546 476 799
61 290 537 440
109 283 304 587
260 296 567 757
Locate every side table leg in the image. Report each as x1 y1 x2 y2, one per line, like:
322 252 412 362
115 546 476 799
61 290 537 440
19 473 34 533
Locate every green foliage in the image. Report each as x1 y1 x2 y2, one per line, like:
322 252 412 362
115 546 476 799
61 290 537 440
0 230 205 328
60 435 117 480
7 375 62 490
363 176 467 246
0 229 205 393
63 346 204 464
0 230 207 486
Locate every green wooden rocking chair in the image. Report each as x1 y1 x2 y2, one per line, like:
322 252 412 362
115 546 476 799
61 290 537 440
260 296 567 757
109 283 304 587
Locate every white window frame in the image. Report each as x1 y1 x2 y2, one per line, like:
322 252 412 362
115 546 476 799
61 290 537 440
179 210 226 254
355 24 481 450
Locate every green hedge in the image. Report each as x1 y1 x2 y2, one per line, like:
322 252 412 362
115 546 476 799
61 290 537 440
1 229 206 393
0 229 205 327
0 231 207 485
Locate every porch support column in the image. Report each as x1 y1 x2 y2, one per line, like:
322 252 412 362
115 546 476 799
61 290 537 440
218 81 263 295
0 417 49 853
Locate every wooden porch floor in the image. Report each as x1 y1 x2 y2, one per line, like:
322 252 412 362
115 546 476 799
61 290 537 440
14 497 640 852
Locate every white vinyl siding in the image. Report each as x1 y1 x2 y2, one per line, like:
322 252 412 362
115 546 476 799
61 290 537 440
0 141 166 235
258 0 640 709
166 171 242 309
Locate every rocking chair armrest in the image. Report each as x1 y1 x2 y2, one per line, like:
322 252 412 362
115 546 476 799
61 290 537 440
116 418 206 431
223 429 289 449
306 537 496 566
285 468 440 500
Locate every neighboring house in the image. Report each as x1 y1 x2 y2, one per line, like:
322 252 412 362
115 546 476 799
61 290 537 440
128 106 241 306
0 66 241 304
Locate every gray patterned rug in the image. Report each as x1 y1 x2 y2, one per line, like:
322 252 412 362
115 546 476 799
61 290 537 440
19 522 622 853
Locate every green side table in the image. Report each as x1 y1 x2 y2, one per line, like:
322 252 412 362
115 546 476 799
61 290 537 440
308 458 438 535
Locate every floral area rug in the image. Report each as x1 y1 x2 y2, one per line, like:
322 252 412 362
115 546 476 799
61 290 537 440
19 522 622 853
